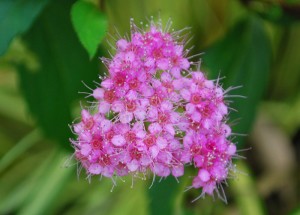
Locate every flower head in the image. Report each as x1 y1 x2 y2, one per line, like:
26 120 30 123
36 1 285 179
70 18 237 201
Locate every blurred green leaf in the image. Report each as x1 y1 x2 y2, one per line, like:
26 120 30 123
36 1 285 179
257 5 300 25
18 150 73 215
271 26 300 99
148 177 179 215
0 149 55 214
56 176 147 215
0 129 41 173
290 206 300 215
243 0 300 25
203 16 271 146
0 88 31 125
230 161 265 215
0 0 49 55
71 0 107 59
17 0 100 149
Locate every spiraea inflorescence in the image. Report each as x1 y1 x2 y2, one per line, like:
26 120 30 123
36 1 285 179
70 18 238 201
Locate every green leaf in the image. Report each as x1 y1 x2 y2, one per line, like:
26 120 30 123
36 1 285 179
253 2 300 25
18 149 73 215
71 0 107 59
0 0 49 55
17 0 100 149
0 149 56 214
148 177 179 215
230 161 265 215
0 129 41 173
290 206 300 215
203 16 271 147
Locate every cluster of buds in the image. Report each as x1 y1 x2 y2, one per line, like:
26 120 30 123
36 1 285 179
71 19 237 200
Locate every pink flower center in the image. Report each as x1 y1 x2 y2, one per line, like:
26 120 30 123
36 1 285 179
104 90 116 103
144 135 156 147
105 130 115 140
201 105 212 117
125 131 137 143
152 48 163 59
114 74 126 87
130 148 141 160
171 56 180 66
125 100 137 112
191 93 202 104
158 112 169 124
84 118 94 130
150 94 161 106
162 82 174 93
129 78 139 90
91 136 103 149
190 120 201 130
99 154 111 165
190 144 202 155
117 162 127 169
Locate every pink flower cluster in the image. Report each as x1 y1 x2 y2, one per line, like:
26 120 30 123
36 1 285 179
71 20 236 198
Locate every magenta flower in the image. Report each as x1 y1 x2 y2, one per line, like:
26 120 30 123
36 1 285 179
70 18 237 201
